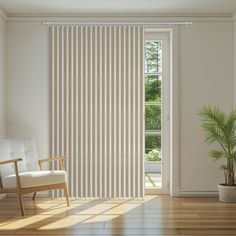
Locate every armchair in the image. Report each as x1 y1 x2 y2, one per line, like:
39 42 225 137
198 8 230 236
0 139 70 216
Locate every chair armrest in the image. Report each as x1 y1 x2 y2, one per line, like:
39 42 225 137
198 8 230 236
38 156 68 164
38 156 68 170
0 158 23 189
0 158 22 165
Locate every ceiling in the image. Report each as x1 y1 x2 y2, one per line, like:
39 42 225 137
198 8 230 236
0 0 236 16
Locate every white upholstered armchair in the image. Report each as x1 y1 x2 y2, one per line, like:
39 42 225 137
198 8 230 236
0 138 69 216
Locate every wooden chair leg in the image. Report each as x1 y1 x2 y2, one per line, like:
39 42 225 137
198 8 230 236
32 192 37 201
64 183 70 206
14 161 25 216
17 189 25 216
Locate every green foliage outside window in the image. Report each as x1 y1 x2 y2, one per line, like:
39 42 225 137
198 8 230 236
145 148 162 162
145 41 162 162
145 104 161 131
145 135 161 162
145 41 162 73
145 75 161 102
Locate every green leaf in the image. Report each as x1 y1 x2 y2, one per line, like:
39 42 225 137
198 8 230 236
208 150 224 162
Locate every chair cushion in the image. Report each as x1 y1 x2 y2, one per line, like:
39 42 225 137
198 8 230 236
0 139 40 178
2 170 67 188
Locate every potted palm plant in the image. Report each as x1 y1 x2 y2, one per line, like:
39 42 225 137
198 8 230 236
198 106 236 202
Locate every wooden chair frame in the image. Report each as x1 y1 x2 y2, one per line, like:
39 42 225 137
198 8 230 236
0 156 70 216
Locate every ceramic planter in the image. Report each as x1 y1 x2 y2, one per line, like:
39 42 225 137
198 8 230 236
218 184 236 202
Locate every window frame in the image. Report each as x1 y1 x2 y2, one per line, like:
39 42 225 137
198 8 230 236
144 32 170 194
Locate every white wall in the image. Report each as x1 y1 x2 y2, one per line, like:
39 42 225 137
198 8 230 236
6 22 49 158
6 19 234 194
180 22 233 193
0 16 6 138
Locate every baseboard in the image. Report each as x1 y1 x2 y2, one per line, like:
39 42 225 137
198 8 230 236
170 185 180 196
179 190 219 196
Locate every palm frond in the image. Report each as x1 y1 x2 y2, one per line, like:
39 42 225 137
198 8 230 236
198 106 236 185
198 106 236 152
208 150 224 162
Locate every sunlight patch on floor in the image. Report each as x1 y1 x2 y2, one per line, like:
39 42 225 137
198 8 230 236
0 196 158 230
0 214 54 230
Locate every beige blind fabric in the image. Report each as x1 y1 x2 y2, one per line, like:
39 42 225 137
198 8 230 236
51 25 144 198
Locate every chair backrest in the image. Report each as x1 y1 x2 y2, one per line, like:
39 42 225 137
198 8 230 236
0 139 40 178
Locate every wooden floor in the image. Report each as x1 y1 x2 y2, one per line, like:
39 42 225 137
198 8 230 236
0 195 236 235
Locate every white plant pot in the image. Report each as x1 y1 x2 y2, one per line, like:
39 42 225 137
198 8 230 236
218 184 236 202
145 161 162 173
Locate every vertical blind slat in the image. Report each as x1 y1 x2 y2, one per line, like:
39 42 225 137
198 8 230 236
93 27 98 197
51 25 144 198
80 26 84 197
56 26 60 197
99 26 103 197
51 27 55 197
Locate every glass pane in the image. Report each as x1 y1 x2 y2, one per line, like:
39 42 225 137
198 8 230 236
145 105 161 130
145 75 162 102
145 135 161 161
145 41 162 73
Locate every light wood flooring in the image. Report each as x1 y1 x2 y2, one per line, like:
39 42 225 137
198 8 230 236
0 195 236 235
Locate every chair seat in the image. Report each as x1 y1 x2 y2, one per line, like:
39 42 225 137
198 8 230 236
2 170 67 188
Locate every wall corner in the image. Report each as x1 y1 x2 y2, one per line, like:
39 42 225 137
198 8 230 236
233 13 236 108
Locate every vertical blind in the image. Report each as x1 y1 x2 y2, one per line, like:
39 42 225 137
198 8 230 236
51 25 144 198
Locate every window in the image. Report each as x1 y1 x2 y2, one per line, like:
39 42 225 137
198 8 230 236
144 32 170 193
